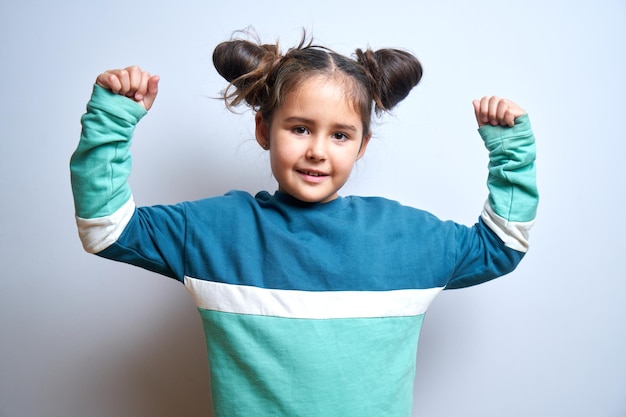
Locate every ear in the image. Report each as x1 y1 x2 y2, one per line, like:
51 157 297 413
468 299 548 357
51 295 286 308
356 133 371 160
255 112 270 150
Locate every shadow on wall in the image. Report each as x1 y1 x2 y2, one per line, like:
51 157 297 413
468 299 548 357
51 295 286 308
46 287 213 417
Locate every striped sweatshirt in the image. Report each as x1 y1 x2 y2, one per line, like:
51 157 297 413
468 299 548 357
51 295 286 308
70 85 538 417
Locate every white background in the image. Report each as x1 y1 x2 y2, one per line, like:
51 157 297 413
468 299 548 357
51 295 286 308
1 1 625 416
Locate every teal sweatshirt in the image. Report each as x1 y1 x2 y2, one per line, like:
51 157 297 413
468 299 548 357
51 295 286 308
70 85 538 417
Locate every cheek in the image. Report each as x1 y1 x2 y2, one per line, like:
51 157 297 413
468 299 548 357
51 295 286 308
334 152 360 174
347 144 366 164
269 145 296 172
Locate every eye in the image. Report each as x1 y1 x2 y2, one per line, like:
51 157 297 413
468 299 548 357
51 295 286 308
293 126 309 135
332 132 349 141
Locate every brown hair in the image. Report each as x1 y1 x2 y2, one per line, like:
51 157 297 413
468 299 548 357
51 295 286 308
213 30 423 136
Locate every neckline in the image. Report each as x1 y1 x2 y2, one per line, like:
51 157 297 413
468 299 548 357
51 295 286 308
262 190 347 210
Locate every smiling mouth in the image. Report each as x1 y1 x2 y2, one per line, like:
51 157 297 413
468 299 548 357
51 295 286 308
298 169 328 177
296 169 330 183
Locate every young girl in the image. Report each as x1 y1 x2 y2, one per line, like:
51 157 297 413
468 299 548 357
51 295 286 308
70 32 538 417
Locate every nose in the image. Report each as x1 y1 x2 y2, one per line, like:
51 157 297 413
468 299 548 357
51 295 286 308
306 136 327 161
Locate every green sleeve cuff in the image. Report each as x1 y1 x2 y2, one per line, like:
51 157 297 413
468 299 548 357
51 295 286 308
478 114 538 223
70 85 147 218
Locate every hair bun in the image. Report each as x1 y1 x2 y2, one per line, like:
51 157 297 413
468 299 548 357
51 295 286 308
213 40 265 84
213 38 281 108
357 48 423 112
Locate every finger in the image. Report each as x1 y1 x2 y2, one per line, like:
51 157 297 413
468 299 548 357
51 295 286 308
508 101 526 125
500 99 526 127
142 75 160 110
133 70 152 102
96 72 123 93
472 99 484 127
488 96 501 126
124 66 143 98
474 97 489 126
113 69 131 96
504 107 518 128
479 96 491 125
496 99 512 127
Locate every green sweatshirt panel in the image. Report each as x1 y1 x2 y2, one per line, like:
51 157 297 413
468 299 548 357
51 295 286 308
200 309 424 417
70 85 147 218
479 114 538 222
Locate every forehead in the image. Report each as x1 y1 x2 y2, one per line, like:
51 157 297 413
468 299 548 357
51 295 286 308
283 75 362 116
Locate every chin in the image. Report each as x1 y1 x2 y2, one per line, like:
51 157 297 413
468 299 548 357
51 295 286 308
287 190 338 204
307 194 338 204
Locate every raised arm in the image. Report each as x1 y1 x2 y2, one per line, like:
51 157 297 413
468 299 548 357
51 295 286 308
445 96 538 289
70 66 159 253
473 96 538 253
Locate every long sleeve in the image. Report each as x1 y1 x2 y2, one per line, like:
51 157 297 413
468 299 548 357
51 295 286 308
70 85 147 253
445 114 538 289
479 114 538 252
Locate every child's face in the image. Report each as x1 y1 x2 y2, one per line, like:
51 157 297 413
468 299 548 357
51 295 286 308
255 76 370 203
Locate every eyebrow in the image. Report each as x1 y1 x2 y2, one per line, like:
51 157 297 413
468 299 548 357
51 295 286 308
284 116 358 133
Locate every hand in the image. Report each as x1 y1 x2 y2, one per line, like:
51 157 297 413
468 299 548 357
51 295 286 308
472 96 525 128
96 66 160 110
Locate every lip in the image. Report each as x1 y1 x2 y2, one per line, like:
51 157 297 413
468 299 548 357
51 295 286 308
296 168 329 183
